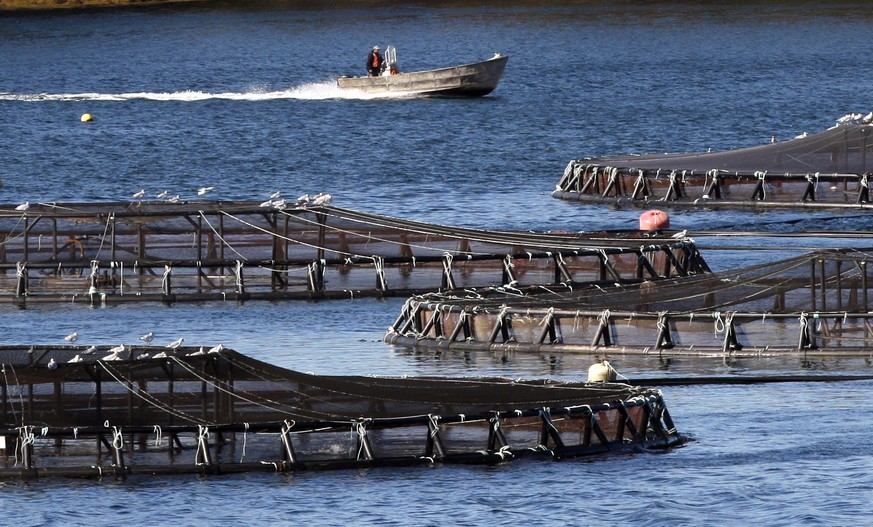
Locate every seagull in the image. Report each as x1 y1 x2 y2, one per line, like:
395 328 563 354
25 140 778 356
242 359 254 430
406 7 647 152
671 230 688 239
102 352 123 361
15 202 29 211
166 337 184 349
270 191 281 199
297 193 310 204
132 189 146 199
311 193 332 206
47 358 58 370
152 351 168 359
136 352 150 360
108 344 125 353
68 354 83 363
156 190 169 199
259 199 273 207
167 195 181 203
139 332 154 344
272 198 287 210
83 345 97 354
187 347 206 356
864 111 873 124
64 331 78 343
208 344 225 354
197 186 214 196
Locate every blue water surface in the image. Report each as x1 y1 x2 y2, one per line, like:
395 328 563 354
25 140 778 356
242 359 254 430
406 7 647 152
3 1 873 524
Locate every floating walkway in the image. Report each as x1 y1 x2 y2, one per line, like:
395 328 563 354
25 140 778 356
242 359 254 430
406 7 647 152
0 201 709 304
0 345 680 479
386 247 873 358
554 118 873 209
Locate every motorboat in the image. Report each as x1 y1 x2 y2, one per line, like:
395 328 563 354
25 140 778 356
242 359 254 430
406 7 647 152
337 48 508 97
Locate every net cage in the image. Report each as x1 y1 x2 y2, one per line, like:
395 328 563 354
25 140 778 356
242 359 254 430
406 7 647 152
386 246 873 358
554 117 873 209
0 346 679 478
0 201 710 304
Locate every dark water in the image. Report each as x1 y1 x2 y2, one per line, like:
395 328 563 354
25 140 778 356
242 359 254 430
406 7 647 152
3 1 873 524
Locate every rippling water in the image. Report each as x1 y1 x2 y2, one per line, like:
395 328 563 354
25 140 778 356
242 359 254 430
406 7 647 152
3 1 873 524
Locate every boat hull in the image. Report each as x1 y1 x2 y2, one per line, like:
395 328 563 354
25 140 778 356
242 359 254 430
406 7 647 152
337 54 508 97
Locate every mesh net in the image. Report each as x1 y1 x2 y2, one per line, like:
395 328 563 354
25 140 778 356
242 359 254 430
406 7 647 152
387 247 873 356
585 120 873 174
0 346 651 428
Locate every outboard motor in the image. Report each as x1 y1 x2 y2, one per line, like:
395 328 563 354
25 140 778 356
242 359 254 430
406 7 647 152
383 45 399 75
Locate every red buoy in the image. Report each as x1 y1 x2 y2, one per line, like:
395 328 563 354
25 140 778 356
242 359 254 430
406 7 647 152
639 210 670 231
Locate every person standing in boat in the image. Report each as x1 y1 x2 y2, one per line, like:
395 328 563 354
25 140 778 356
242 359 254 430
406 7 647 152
366 45 384 77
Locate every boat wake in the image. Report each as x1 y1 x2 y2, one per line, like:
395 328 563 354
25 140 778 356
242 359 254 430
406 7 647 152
0 81 418 102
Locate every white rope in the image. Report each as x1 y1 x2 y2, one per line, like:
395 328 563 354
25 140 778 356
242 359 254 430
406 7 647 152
240 422 250 462
153 425 163 447
199 211 249 261
195 425 210 465
93 212 114 260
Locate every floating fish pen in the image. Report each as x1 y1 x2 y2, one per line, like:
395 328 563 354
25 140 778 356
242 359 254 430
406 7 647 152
0 201 709 304
0 345 680 479
386 247 873 358
554 118 873 209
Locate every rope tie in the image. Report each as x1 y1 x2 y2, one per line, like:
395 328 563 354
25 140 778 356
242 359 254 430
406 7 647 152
657 311 669 331
161 265 172 293
373 256 387 289
153 425 163 447
428 414 440 438
713 312 725 334
15 426 34 467
234 260 244 289
112 426 124 450
541 307 555 326
561 160 575 181
240 422 250 462
634 170 646 189
598 309 611 326
442 252 454 278
354 420 370 460
195 425 209 465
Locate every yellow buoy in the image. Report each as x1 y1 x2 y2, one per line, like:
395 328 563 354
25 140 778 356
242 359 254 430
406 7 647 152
80 113 93 122
587 360 618 383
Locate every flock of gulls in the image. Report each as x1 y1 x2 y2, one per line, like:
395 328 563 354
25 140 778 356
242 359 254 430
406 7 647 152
12 187 329 370
11 188 333 214
48 329 226 369
127 187 333 210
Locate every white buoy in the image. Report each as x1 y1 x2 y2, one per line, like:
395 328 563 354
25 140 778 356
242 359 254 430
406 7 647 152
587 360 618 383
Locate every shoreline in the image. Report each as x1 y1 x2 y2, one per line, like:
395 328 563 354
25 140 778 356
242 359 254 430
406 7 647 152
0 0 207 10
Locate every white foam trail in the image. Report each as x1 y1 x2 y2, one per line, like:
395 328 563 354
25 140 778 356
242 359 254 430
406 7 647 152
0 81 419 102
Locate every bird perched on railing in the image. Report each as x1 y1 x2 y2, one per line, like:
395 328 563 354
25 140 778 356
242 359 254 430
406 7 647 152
166 337 184 349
